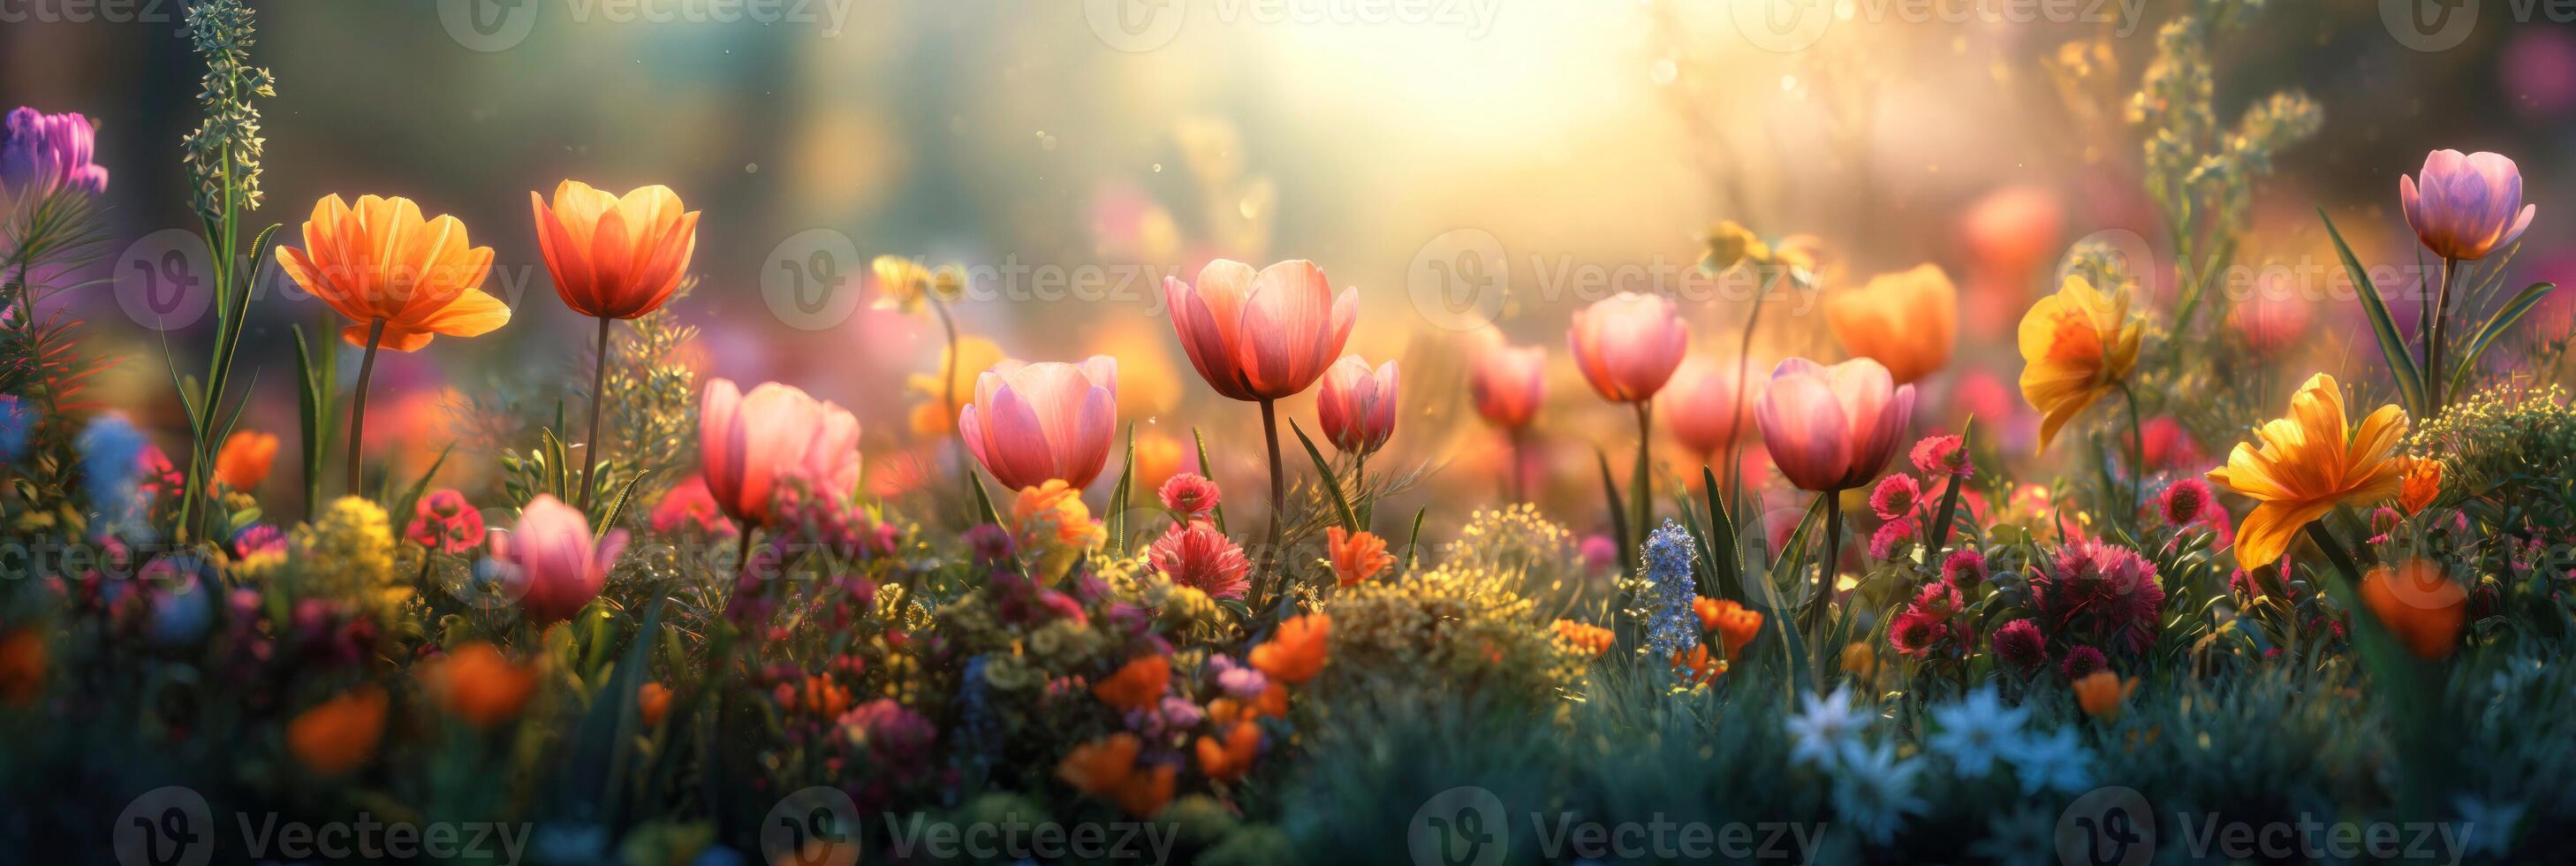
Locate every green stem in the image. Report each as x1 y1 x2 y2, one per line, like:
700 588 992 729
578 314 614 513
345 318 386 497
1352 450 1369 529
2426 256 2459 413
928 294 970 485
1257 398 1286 607
1631 401 1655 538
1506 427 1527 504
1806 491 1843 670
2118 380 2146 521
1725 273 1774 452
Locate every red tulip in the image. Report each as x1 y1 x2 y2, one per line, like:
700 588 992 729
1164 259 1357 401
1315 355 1398 456
698 378 862 526
958 356 1119 492
493 495 624 625
1469 337 1545 429
1568 292 1686 403
1661 354 1758 459
2402 149 2536 261
1755 358 1916 492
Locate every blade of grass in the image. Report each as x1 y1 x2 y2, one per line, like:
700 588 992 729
1287 419 1359 533
2320 209 2428 415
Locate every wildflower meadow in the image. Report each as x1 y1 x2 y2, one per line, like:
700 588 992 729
6 3 2576 864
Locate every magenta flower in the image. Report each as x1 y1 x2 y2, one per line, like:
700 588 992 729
958 355 1118 492
1755 357 1916 492
493 495 625 625
1156 473 1222 520
1 108 109 199
1868 474 1921 520
1315 355 1398 456
1990 619 2047 672
1147 520 1250 600
2401 149 2537 261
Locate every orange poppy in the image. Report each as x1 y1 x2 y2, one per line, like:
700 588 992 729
2360 560 2466 660
1057 733 1178 817
1671 645 1725 686
531 181 700 319
1326 528 1394 588
2072 671 2139 721
1249 613 1331 685
637 682 672 728
1093 656 1171 712
287 684 389 777
276 194 511 352
1693 598 1765 661
2398 458 2444 515
1551 619 1615 658
2206 373 2411 570
212 430 278 493
422 642 540 728
1194 720 1263 782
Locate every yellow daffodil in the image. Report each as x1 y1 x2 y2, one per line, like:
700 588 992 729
2206 373 2411 570
2018 275 2142 451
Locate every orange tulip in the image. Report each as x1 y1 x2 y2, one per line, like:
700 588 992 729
531 181 700 319
277 194 509 492
2360 560 2466 660
276 194 510 353
2072 671 2139 720
1827 264 1958 385
287 684 388 777
212 429 278 493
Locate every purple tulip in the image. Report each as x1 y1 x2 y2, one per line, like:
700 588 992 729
2400 149 2536 261
1 107 109 199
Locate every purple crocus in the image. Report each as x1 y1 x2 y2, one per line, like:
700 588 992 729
0 107 110 199
2400 149 2536 261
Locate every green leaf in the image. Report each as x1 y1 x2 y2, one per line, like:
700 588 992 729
1702 465 1743 603
1928 421 1974 551
597 472 651 531
1106 422 1137 555
1287 419 1359 533
1405 507 1427 570
391 442 456 524
2320 209 2428 416
966 471 1000 528
1595 448 1632 575
1192 427 1227 536
2448 281 2554 400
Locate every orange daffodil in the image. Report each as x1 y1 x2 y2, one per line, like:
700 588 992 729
277 194 511 493
2206 373 2413 571
2018 275 2142 451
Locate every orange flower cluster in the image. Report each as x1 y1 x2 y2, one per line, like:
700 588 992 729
778 674 852 718
2073 671 2139 721
2360 559 2467 660
1093 656 1171 712
1551 619 1615 658
1250 613 1332 685
1693 598 1765 661
1326 528 1395 588
422 642 539 728
1671 645 1725 686
287 684 389 777
2398 459 2444 515
1056 733 1177 817
1194 719 1263 782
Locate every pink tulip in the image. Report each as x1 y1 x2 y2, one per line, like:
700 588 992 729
698 378 862 526
1315 355 1398 455
1469 340 1546 429
494 495 625 625
1755 358 1916 492
1662 354 1759 459
2401 149 2537 261
1164 259 1358 401
958 355 1119 492
1568 292 1687 403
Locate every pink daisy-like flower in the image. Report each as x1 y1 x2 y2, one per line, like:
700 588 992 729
2159 477 2213 528
1157 472 1222 520
1911 580 1964 622
1869 474 1921 520
1888 608 1946 658
1909 434 1972 478
1148 520 1251 600
1941 550 1987 590
1868 518 1918 560
1990 618 2047 672
2059 645 2109 679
